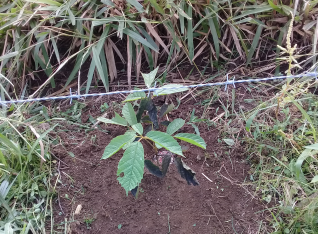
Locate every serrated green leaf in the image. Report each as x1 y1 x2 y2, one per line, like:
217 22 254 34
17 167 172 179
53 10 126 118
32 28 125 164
166 118 185 135
102 131 136 159
142 67 159 88
174 133 206 149
154 84 189 96
146 131 183 156
132 123 143 135
123 92 146 102
117 141 144 194
98 113 127 126
122 103 137 126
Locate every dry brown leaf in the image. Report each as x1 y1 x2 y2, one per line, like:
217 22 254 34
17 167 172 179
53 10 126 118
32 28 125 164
135 46 143 83
105 41 117 82
192 42 207 61
219 40 232 54
74 204 82 215
108 38 126 64
127 35 132 89
145 23 169 54
229 25 243 57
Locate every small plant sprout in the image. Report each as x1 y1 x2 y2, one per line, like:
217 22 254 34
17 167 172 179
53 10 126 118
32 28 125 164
98 68 207 195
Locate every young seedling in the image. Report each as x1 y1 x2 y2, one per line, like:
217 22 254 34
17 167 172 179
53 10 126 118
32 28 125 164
98 68 207 195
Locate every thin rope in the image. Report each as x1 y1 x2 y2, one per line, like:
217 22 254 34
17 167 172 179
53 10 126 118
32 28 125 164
0 72 317 106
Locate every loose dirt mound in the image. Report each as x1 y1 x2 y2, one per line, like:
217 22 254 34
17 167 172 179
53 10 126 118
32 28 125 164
51 94 264 234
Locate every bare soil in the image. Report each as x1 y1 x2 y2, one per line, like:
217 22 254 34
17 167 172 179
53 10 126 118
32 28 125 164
51 88 265 234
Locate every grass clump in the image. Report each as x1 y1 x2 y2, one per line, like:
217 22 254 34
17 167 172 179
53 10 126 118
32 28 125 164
0 104 55 233
243 76 318 233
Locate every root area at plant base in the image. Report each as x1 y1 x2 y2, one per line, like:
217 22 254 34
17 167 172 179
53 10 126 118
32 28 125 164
51 94 264 234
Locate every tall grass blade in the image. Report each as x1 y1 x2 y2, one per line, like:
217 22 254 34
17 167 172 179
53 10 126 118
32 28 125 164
247 24 263 65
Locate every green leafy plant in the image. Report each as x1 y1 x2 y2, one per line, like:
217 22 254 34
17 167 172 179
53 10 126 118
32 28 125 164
98 68 206 195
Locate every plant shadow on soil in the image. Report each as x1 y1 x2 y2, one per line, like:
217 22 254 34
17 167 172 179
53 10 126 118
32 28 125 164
51 88 265 234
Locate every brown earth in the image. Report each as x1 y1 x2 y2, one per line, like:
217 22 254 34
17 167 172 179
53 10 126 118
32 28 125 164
50 87 266 234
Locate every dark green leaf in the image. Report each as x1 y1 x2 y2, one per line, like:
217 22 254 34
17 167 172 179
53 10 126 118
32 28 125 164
174 157 199 185
136 98 150 122
159 103 175 118
145 160 163 178
162 155 171 177
146 99 159 129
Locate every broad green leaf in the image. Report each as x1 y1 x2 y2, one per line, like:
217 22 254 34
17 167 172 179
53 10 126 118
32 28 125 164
132 123 143 135
102 131 136 159
123 92 146 102
141 67 159 88
98 113 127 126
304 143 318 150
174 133 206 149
154 84 189 96
310 175 318 183
122 103 137 126
126 0 144 12
166 118 185 135
25 0 62 6
146 131 183 156
117 141 144 194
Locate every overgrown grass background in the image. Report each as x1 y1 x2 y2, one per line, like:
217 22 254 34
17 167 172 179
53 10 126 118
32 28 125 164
0 0 318 233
